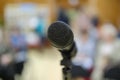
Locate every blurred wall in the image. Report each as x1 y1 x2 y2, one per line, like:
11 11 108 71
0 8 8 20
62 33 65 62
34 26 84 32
89 0 120 26
0 0 120 26
97 0 120 26
0 0 6 20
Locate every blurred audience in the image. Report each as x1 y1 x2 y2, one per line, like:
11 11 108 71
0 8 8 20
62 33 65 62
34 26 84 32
92 23 120 80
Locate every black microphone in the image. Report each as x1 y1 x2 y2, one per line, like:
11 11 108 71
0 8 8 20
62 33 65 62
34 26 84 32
48 21 77 80
47 21 77 58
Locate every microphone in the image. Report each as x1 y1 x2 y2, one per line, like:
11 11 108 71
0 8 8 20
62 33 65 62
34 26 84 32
47 21 77 58
47 21 77 80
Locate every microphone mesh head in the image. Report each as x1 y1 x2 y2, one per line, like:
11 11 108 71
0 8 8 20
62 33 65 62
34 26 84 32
47 21 73 49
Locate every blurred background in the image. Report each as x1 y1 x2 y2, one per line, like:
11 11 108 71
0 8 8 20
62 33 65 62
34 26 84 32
0 0 120 80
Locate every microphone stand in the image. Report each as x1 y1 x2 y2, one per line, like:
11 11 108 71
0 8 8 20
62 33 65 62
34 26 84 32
59 42 76 80
60 50 72 80
59 43 77 80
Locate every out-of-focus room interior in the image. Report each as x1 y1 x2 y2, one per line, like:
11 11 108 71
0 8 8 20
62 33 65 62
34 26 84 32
0 0 120 80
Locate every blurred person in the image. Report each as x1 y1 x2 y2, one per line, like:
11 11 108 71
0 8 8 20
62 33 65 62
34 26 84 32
117 30 120 38
71 11 98 80
10 27 27 76
72 29 96 80
117 25 120 38
91 23 120 80
91 16 100 28
0 43 15 80
0 29 15 80
57 7 70 24
67 7 80 26
117 17 120 38
35 15 46 47
72 66 89 80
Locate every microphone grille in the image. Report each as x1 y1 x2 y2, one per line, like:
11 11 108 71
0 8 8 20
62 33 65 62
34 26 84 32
47 21 73 48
